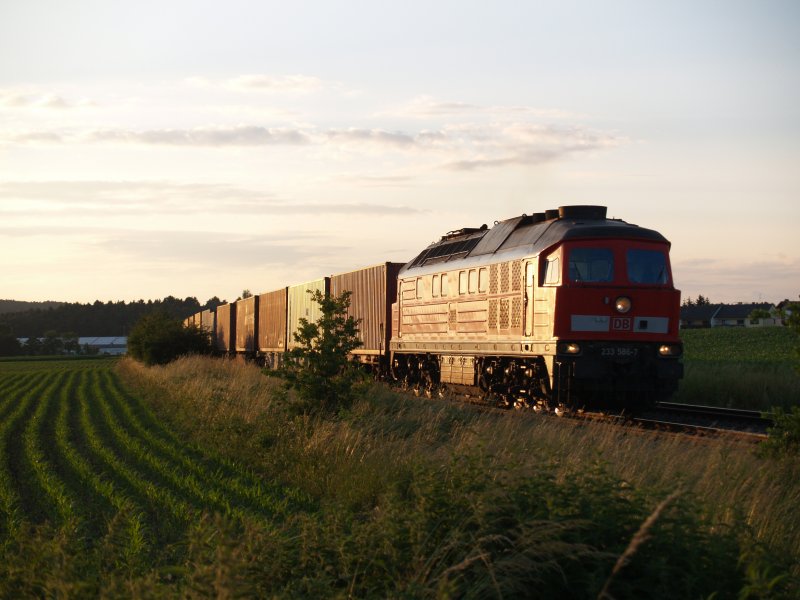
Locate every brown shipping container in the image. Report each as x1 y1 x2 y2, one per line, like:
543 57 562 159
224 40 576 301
200 309 216 334
215 302 237 353
287 277 330 350
235 296 258 352
331 262 404 358
258 288 288 352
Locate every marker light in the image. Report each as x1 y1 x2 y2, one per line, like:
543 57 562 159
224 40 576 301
558 342 581 355
615 296 632 313
658 344 681 357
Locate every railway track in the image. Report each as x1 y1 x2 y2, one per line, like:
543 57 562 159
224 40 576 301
570 402 773 441
630 402 773 440
406 385 774 441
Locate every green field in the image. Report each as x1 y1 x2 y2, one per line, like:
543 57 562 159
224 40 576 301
675 327 800 410
0 358 308 596
2 356 798 597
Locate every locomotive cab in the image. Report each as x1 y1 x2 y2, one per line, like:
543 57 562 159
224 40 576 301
546 237 683 407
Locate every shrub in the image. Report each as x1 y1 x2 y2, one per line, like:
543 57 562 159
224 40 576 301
127 311 213 366
271 290 363 415
759 406 800 458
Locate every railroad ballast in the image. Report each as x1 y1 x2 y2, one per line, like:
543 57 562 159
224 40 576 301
186 205 683 411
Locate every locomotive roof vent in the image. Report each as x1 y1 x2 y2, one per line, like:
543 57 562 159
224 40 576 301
441 223 488 241
544 208 560 220
558 205 607 220
531 212 546 223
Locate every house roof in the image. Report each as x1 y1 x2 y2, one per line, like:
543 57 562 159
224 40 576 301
679 302 775 322
714 303 774 320
679 304 721 321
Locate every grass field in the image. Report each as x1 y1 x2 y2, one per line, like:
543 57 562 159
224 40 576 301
675 327 800 410
2 354 799 597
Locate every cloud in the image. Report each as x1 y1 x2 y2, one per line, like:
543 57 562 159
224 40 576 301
336 174 416 187
93 228 335 268
0 90 91 109
88 125 311 146
383 95 585 120
438 123 621 170
324 128 416 147
10 132 64 144
0 181 419 218
186 74 328 94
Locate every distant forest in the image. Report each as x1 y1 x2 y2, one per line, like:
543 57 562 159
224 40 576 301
0 296 224 338
0 299 64 315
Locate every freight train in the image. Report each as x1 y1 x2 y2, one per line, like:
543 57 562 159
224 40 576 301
184 205 683 412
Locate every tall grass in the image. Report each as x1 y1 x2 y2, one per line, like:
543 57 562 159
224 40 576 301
115 355 800 598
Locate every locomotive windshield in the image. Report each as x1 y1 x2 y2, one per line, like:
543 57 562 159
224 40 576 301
627 248 669 284
568 248 614 282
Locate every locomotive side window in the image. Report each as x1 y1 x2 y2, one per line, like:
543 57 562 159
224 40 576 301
627 249 668 284
441 273 449 297
544 257 560 284
569 248 613 282
468 269 478 293
478 268 488 293
416 277 423 299
459 271 468 295
432 274 439 297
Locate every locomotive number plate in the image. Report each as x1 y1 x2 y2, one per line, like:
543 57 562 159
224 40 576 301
600 347 639 358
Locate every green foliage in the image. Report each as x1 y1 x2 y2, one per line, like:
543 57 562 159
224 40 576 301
127 311 213 366
0 323 21 356
681 327 796 363
759 406 800 458
273 290 364 414
674 328 800 410
0 295 206 338
682 294 712 307
748 308 772 320
782 300 800 331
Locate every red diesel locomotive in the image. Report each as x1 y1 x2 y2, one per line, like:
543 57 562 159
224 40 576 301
188 205 683 411
389 205 683 410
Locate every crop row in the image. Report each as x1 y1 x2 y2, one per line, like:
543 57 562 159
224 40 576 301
0 360 292 561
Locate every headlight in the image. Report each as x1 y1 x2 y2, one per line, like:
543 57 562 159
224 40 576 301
558 342 581 355
615 296 632 313
658 344 681 357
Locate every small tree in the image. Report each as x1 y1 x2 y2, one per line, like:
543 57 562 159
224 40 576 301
275 290 363 414
748 308 771 321
696 294 711 306
128 311 213 366
0 324 21 357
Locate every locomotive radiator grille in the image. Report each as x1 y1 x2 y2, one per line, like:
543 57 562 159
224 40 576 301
500 298 510 329
512 260 522 291
490 264 499 294
511 297 522 329
501 262 510 293
489 298 498 329
449 308 457 327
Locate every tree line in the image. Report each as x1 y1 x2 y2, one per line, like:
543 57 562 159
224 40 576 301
0 296 225 339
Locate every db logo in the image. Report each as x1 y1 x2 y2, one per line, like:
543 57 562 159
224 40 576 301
612 317 632 331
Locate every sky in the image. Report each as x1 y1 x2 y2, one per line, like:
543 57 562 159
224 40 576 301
1 0 798 305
